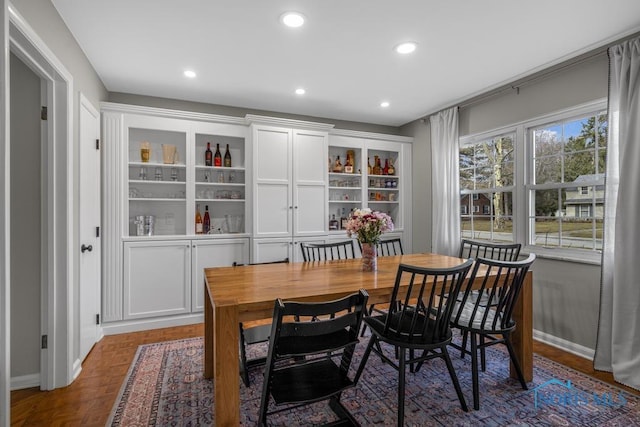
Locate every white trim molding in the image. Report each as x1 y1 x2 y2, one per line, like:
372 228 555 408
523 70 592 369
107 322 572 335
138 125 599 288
10 373 39 391
102 313 204 336
534 329 595 360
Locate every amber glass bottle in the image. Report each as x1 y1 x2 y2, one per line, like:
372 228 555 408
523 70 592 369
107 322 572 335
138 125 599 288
195 205 203 234
224 144 232 167
214 143 222 166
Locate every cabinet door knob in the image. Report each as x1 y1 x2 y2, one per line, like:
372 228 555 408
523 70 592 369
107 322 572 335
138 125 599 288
81 244 93 253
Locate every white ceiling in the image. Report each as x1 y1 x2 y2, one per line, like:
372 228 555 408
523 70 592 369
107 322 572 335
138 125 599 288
52 0 640 127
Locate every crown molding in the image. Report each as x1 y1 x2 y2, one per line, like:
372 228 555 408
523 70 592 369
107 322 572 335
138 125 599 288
329 128 413 143
100 102 247 125
245 114 335 131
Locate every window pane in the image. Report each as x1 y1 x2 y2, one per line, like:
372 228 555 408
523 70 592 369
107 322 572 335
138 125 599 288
460 167 474 190
559 219 602 250
534 189 560 217
475 166 494 189
564 152 596 182
532 217 560 247
498 160 514 186
563 117 592 152
535 155 561 184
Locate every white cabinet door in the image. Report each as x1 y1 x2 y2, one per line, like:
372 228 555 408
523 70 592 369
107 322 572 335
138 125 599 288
253 126 292 237
252 238 293 264
252 236 331 263
293 130 327 236
191 238 249 312
123 240 191 319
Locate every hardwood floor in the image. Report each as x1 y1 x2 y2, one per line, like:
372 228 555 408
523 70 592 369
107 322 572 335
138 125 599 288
10 324 639 426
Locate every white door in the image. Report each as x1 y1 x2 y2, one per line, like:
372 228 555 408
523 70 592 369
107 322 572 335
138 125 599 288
79 95 101 361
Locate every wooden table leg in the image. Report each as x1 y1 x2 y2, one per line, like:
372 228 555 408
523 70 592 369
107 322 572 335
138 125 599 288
204 282 214 379
214 300 239 426
511 271 533 382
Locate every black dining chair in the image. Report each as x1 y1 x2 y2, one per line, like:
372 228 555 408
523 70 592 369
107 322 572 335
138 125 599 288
456 239 522 358
354 259 474 425
357 236 404 257
235 258 289 387
359 236 405 337
300 240 356 261
459 238 521 261
450 254 536 410
258 290 369 426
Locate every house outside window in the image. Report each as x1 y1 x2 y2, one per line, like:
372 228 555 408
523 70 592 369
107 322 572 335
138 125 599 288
459 99 607 258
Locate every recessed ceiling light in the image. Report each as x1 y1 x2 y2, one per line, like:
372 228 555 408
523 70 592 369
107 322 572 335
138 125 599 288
281 12 305 28
183 70 196 78
295 88 306 95
380 101 390 108
395 42 417 54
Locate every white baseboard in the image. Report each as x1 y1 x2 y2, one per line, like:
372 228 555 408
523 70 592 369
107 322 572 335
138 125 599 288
102 313 203 335
72 358 82 382
11 373 39 391
534 329 595 360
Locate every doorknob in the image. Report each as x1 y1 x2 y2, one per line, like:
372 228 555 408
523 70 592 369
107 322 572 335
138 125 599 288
81 244 93 253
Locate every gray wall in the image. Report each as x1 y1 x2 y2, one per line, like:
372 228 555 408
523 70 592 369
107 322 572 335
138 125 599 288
400 119 430 253
404 51 609 352
10 53 41 378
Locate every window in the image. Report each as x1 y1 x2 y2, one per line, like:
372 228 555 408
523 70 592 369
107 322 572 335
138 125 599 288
459 133 515 242
459 100 607 257
529 110 606 251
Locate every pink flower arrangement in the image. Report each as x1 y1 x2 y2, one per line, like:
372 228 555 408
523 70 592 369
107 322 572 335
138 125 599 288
345 208 394 244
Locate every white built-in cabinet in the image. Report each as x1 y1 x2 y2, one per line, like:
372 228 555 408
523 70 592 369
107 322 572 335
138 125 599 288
249 116 333 263
101 104 412 332
101 103 251 329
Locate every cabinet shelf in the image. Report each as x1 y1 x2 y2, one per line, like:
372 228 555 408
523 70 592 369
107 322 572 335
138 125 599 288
196 198 245 202
129 180 185 185
368 200 400 204
328 172 362 178
329 200 360 204
196 182 244 187
328 186 361 190
129 161 186 168
367 187 398 191
195 165 245 172
129 197 186 202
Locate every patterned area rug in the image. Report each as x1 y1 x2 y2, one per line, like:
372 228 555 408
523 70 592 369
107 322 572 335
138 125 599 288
109 337 639 426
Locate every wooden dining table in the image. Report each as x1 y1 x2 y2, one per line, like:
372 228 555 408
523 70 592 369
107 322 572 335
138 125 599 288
203 253 533 426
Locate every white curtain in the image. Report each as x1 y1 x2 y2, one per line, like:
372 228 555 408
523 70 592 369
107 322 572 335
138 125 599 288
430 107 460 256
594 37 640 390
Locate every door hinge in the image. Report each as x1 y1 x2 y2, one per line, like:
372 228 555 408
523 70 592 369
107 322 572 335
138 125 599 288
96 139 100 150
96 314 100 325
41 106 48 120
41 335 48 349
96 226 100 238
